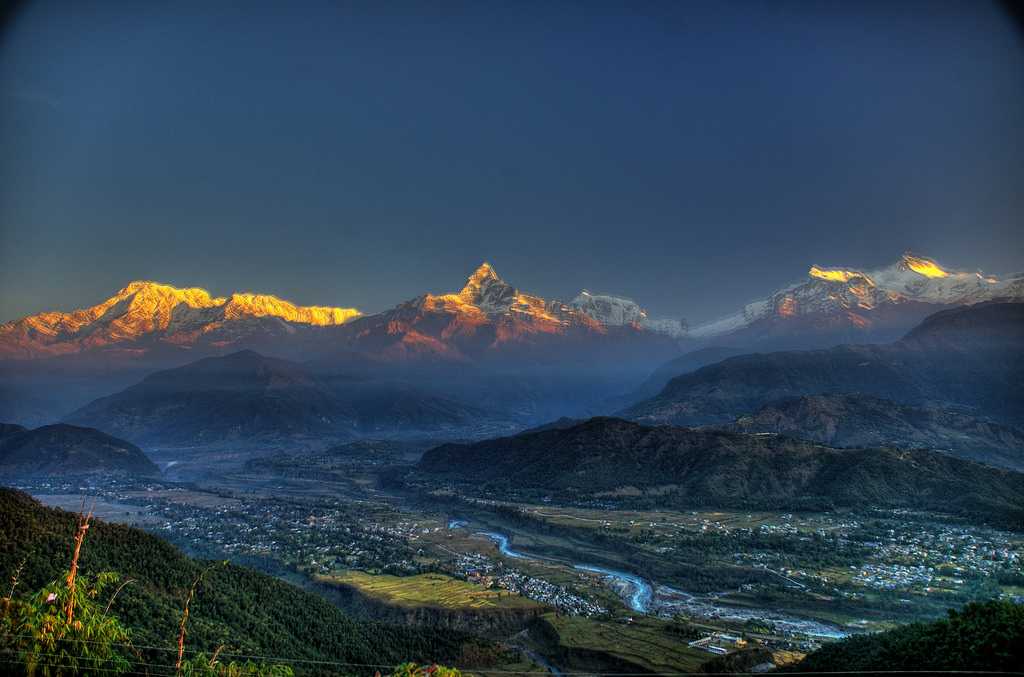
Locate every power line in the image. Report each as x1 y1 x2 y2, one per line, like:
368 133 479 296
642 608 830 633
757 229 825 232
4 631 1024 676
0 655 177 676
3 640 1024 676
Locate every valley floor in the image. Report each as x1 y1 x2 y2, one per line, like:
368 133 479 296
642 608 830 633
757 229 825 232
16 446 1024 674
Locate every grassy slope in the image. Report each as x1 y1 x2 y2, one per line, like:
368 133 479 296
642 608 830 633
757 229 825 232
319 571 540 610
539 613 709 674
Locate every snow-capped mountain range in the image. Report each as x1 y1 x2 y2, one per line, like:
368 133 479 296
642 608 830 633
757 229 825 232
0 263 683 363
687 253 1024 344
0 280 361 360
1 253 1021 363
448 263 687 335
317 263 683 365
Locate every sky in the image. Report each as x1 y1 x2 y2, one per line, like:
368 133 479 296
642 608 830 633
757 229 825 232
1 0 1023 325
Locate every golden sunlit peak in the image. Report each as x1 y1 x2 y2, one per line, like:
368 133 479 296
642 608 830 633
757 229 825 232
902 253 949 278
121 279 210 295
468 262 500 281
808 266 871 284
119 280 223 307
459 262 507 297
224 293 361 326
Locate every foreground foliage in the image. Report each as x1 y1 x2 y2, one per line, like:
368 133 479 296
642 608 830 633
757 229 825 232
388 663 461 677
0 503 294 676
179 652 295 676
2 570 132 675
0 489 497 675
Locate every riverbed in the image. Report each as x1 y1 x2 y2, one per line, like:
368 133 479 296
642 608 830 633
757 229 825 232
471 528 847 638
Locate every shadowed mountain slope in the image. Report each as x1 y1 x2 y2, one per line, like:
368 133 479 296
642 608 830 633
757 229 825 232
629 346 746 402
66 350 503 446
624 302 1024 427
721 394 1024 471
416 417 1024 526
0 423 158 477
66 350 353 445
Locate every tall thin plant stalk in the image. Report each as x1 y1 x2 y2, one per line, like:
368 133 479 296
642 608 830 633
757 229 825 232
5 556 26 605
65 504 94 625
176 561 225 673
103 578 136 615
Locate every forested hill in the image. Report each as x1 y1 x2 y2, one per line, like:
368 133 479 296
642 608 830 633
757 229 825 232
416 417 1024 527
0 488 495 675
788 600 1024 672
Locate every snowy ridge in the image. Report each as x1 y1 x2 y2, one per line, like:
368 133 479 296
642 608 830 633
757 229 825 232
0 281 361 359
569 290 686 338
412 264 687 337
690 252 1024 339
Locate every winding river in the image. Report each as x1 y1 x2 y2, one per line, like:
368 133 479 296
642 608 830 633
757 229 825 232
477 531 655 612
472 529 846 638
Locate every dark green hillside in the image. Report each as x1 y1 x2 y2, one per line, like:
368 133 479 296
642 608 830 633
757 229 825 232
0 489 495 675
789 600 1024 672
416 417 1024 527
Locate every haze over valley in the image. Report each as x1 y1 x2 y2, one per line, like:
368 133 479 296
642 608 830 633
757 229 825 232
3 254 1024 674
2 1 1023 674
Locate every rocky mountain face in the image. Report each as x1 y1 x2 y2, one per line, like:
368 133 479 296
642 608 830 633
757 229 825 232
721 394 1024 472
688 253 1024 349
0 280 362 361
415 417 1024 525
624 302 1024 428
319 263 683 367
0 423 158 477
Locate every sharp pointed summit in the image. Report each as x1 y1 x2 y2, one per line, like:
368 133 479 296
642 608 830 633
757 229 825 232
464 261 501 285
458 262 516 312
312 261 685 366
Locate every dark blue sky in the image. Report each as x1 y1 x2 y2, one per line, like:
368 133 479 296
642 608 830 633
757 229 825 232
2 0 1022 323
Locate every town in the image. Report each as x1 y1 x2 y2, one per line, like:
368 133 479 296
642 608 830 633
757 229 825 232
15 475 1024 643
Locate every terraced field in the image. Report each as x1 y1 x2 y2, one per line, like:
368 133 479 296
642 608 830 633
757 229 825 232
541 613 710 673
320 571 540 609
